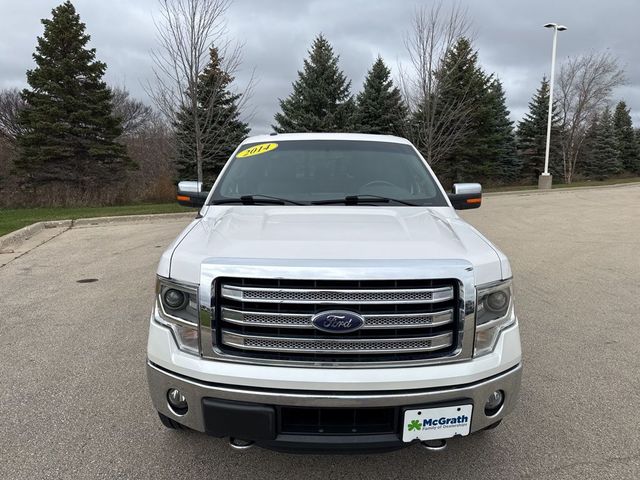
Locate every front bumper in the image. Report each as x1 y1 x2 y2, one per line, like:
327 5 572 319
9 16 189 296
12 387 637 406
147 361 522 453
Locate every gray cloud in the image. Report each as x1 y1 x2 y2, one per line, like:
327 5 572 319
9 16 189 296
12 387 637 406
1 0 639 133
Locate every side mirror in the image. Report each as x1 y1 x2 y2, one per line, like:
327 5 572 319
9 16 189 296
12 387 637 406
176 181 207 208
448 183 482 210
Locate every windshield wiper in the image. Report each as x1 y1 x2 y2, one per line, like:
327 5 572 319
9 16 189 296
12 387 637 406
312 195 419 206
211 194 303 205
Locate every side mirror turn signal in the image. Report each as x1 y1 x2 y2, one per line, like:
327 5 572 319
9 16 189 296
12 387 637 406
176 180 207 208
448 183 482 210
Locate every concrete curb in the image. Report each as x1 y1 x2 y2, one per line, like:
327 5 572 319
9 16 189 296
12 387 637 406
72 212 196 227
0 212 196 250
484 181 640 197
0 220 72 250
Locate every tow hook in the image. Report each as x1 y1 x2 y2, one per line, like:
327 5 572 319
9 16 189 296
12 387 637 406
420 439 448 452
229 437 255 450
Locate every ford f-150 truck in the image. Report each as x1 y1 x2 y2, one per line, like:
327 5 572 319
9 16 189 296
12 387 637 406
147 133 522 453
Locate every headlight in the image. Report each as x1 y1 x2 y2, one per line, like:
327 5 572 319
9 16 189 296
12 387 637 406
155 277 199 355
163 288 189 310
474 279 515 356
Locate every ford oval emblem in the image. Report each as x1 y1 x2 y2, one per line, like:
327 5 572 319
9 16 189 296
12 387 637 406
311 310 365 333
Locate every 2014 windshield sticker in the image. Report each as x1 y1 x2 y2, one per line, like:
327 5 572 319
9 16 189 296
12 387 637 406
236 143 278 158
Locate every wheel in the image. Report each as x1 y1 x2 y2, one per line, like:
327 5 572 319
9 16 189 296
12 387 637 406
483 419 502 431
158 411 185 430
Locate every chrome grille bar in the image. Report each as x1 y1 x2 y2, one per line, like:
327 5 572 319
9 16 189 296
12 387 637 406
220 284 454 304
221 307 454 329
221 331 453 354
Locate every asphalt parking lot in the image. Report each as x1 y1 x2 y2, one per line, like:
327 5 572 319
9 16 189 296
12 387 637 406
1 184 639 479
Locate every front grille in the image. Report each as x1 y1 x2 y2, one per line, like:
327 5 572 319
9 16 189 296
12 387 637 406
215 278 460 364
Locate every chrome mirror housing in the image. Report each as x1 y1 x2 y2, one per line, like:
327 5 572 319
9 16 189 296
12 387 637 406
449 183 482 210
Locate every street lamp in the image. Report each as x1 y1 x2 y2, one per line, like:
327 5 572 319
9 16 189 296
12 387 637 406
539 23 567 190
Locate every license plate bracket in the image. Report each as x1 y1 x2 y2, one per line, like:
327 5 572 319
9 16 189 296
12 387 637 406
402 404 473 442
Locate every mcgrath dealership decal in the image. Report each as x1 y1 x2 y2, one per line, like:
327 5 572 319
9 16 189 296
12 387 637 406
407 414 469 432
236 143 278 158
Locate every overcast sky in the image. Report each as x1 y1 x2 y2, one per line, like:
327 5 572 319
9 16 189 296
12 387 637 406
1 0 639 134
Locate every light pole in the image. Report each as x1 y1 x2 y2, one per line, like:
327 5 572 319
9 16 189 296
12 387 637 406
539 22 567 190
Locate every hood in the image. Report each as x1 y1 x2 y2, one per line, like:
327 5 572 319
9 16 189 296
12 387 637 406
166 206 505 285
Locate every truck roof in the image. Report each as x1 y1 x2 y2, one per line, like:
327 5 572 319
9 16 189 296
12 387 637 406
240 132 413 145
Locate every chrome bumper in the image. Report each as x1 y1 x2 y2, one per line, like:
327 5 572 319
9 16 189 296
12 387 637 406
147 361 522 435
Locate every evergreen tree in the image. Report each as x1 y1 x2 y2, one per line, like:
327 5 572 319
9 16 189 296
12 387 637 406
174 47 250 183
354 56 407 136
481 78 519 182
579 113 600 178
516 77 563 182
612 100 640 173
429 38 492 184
273 34 355 132
16 1 129 189
589 106 621 179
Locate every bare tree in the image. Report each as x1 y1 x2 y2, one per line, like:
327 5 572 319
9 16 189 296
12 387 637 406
558 52 626 183
110 86 156 137
0 88 26 142
399 2 475 165
122 116 177 201
148 0 253 187
0 89 24 200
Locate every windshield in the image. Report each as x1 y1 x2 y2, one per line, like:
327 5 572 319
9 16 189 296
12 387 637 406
210 140 447 206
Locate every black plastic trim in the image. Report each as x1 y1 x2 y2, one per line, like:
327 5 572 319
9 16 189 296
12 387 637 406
447 193 482 210
202 398 276 440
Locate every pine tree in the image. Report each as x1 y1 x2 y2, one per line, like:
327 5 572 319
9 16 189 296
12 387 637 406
612 101 640 173
429 38 491 184
174 47 250 183
273 34 355 132
516 77 563 182
16 1 129 189
589 106 621 180
579 113 600 178
354 56 407 136
482 78 519 182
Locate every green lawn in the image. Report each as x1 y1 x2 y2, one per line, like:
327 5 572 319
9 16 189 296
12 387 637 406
485 176 640 193
0 203 193 237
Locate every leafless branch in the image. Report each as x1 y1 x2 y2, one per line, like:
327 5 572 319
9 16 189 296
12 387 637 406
558 51 626 183
0 88 26 142
398 2 475 165
147 0 253 185
110 86 156 137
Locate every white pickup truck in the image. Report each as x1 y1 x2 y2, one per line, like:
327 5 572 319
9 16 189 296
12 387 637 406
147 133 521 453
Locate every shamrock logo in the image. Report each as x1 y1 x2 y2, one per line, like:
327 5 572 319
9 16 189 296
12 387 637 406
407 419 422 431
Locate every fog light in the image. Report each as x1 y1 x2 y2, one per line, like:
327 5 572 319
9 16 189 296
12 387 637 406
484 390 504 416
167 388 188 415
